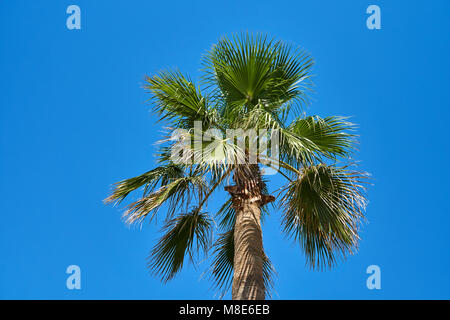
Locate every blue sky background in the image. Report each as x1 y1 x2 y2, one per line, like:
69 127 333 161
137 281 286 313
1 0 449 299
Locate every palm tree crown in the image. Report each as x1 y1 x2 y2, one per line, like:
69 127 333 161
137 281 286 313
105 33 368 299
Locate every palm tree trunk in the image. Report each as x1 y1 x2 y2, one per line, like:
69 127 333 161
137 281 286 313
225 165 274 300
232 196 265 299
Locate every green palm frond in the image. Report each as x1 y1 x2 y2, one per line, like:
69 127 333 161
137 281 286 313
194 133 245 176
210 228 276 298
144 70 217 129
287 116 356 159
210 229 234 295
148 208 213 282
123 175 207 225
234 98 285 131
234 104 318 167
268 40 314 115
254 114 354 170
202 33 313 124
203 33 277 110
280 164 368 270
167 128 247 179
104 164 184 205
216 199 236 231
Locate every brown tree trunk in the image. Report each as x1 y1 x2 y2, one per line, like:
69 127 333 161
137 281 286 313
225 165 274 300
232 196 265 300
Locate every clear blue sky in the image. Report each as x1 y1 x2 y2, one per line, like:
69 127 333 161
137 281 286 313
1 0 449 299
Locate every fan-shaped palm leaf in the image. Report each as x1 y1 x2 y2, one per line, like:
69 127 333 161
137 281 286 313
104 164 184 205
123 175 207 225
149 208 213 282
202 33 313 125
287 116 356 159
145 70 217 129
280 164 368 270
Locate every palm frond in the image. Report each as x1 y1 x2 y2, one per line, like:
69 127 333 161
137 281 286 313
280 164 368 270
168 128 246 178
210 229 234 296
148 208 213 282
216 199 235 231
144 70 217 129
202 33 313 124
268 39 314 115
123 175 207 225
233 104 318 167
287 116 356 159
104 164 184 205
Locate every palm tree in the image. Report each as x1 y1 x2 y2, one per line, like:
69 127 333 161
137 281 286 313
105 33 368 300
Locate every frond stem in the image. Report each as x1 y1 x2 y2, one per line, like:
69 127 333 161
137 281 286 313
198 167 233 211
